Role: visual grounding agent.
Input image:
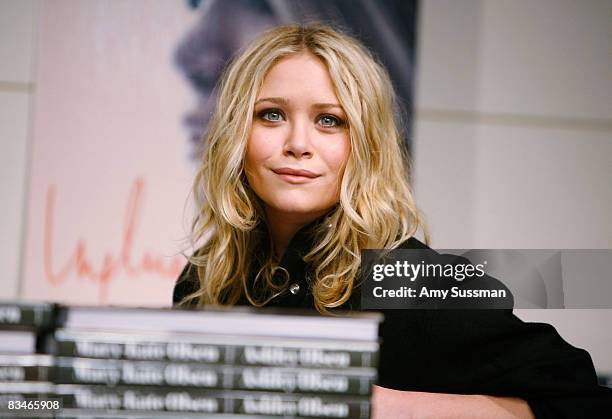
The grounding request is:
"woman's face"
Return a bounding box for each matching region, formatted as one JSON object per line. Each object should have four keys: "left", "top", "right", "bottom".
{"left": 245, "top": 53, "right": 350, "bottom": 222}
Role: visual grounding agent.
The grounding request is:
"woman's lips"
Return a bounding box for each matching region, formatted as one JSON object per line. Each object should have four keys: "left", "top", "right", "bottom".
{"left": 272, "top": 167, "right": 320, "bottom": 184}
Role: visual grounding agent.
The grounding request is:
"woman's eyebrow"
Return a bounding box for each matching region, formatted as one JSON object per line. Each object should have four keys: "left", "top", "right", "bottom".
{"left": 254, "top": 97, "right": 343, "bottom": 110}
{"left": 311, "top": 103, "right": 343, "bottom": 110}
{"left": 254, "top": 97, "right": 289, "bottom": 106}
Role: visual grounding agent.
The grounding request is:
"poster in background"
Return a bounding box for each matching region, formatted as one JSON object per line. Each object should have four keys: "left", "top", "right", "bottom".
{"left": 22, "top": 0, "right": 417, "bottom": 307}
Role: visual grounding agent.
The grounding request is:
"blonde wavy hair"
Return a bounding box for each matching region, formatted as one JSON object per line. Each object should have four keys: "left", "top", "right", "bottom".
{"left": 182, "top": 23, "right": 427, "bottom": 313}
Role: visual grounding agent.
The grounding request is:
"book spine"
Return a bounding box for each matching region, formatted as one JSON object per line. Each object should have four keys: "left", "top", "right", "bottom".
{"left": 54, "top": 359, "right": 222, "bottom": 389}
{"left": 57, "top": 410, "right": 266, "bottom": 419}
{"left": 234, "top": 345, "right": 377, "bottom": 369}
{"left": 234, "top": 367, "right": 374, "bottom": 395}
{"left": 0, "top": 303, "right": 53, "bottom": 330}
{"left": 235, "top": 393, "right": 370, "bottom": 418}
{"left": 54, "top": 339, "right": 224, "bottom": 363}
{"left": 0, "top": 364, "right": 52, "bottom": 382}
{"left": 61, "top": 386, "right": 225, "bottom": 414}
{"left": 0, "top": 389, "right": 57, "bottom": 418}
{"left": 57, "top": 385, "right": 370, "bottom": 418}
{"left": 54, "top": 358, "right": 375, "bottom": 396}
{"left": 54, "top": 336, "right": 378, "bottom": 368}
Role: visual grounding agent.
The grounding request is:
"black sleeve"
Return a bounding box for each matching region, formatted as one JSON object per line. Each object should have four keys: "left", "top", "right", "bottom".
{"left": 377, "top": 309, "right": 612, "bottom": 418}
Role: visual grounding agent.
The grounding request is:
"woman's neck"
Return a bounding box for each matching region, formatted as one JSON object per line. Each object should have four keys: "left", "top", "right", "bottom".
{"left": 264, "top": 207, "right": 326, "bottom": 260}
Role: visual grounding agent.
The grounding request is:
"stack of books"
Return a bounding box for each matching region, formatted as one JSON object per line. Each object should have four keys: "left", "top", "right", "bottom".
{"left": 50, "top": 306, "right": 381, "bottom": 418}
{"left": 0, "top": 301, "right": 56, "bottom": 418}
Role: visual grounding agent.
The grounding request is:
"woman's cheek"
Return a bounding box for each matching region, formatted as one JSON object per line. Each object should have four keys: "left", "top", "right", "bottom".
{"left": 317, "top": 135, "right": 350, "bottom": 173}
{"left": 248, "top": 127, "right": 282, "bottom": 161}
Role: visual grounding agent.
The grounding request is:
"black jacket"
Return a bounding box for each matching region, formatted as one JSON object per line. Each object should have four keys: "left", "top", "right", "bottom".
{"left": 173, "top": 220, "right": 612, "bottom": 418}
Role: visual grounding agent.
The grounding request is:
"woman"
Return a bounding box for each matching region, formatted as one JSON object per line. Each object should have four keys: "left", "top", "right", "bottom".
{"left": 174, "top": 24, "right": 611, "bottom": 418}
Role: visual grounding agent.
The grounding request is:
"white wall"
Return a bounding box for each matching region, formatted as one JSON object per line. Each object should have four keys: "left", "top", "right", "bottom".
{"left": 0, "top": 0, "right": 37, "bottom": 299}
{"left": 414, "top": 0, "right": 612, "bottom": 373}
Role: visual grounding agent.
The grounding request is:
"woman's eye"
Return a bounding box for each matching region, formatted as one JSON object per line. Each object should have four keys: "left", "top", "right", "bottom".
{"left": 260, "top": 110, "right": 284, "bottom": 122}
{"left": 318, "top": 115, "right": 343, "bottom": 128}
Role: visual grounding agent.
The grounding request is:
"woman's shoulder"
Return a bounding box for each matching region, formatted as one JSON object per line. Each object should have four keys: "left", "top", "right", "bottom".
{"left": 173, "top": 259, "right": 199, "bottom": 306}
{"left": 397, "top": 236, "right": 429, "bottom": 250}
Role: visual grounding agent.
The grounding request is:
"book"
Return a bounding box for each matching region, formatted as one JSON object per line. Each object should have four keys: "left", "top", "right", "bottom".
{"left": 55, "top": 384, "right": 371, "bottom": 418}
{"left": 0, "top": 380, "right": 54, "bottom": 394}
{"left": 54, "top": 357, "right": 375, "bottom": 395}
{"left": 0, "top": 381, "right": 56, "bottom": 418}
{"left": 57, "top": 306, "right": 382, "bottom": 342}
{"left": 0, "top": 302, "right": 55, "bottom": 330}
{"left": 51, "top": 329, "right": 378, "bottom": 368}
{"left": 0, "top": 354, "right": 54, "bottom": 382}
{"left": 56, "top": 410, "right": 257, "bottom": 418}
{"left": 0, "top": 330, "right": 37, "bottom": 354}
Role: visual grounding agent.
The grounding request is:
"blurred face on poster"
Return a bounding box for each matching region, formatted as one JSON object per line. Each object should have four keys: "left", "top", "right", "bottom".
{"left": 175, "top": 0, "right": 277, "bottom": 158}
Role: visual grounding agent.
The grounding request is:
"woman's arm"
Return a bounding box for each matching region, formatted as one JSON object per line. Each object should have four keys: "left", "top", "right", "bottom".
{"left": 371, "top": 385, "right": 534, "bottom": 419}
{"left": 376, "top": 309, "right": 612, "bottom": 418}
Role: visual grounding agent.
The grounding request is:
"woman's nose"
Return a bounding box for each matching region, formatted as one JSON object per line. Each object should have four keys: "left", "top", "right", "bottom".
{"left": 283, "top": 118, "right": 313, "bottom": 159}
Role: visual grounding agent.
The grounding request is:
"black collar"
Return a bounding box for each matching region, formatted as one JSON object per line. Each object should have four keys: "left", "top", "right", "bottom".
{"left": 246, "top": 213, "right": 331, "bottom": 309}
